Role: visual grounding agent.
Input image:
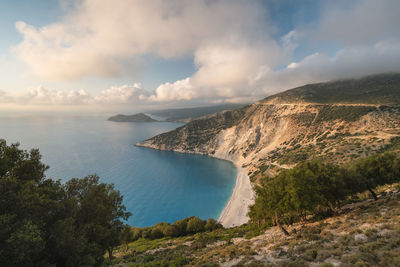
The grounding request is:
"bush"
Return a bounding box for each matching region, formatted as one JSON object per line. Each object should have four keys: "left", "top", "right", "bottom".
{"left": 173, "top": 218, "right": 189, "bottom": 236}
{"left": 150, "top": 228, "right": 164, "bottom": 239}
{"left": 205, "top": 218, "right": 222, "bottom": 231}
{"left": 187, "top": 217, "right": 206, "bottom": 234}
{"left": 163, "top": 225, "right": 178, "bottom": 237}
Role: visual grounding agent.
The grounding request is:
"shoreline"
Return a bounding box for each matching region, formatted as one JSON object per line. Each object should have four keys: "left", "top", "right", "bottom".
{"left": 135, "top": 142, "right": 254, "bottom": 228}
{"left": 218, "top": 163, "right": 254, "bottom": 228}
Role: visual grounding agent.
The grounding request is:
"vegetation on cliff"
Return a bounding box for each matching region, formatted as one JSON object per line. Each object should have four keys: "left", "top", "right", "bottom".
{"left": 249, "top": 153, "right": 400, "bottom": 235}
{"left": 108, "top": 152, "right": 400, "bottom": 266}
{"left": 137, "top": 74, "right": 400, "bottom": 170}
{"left": 137, "top": 108, "right": 247, "bottom": 153}
{"left": 263, "top": 73, "right": 400, "bottom": 104}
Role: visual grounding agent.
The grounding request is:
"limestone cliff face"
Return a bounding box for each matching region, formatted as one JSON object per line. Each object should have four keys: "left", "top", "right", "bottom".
{"left": 137, "top": 74, "right": 400, "bottom": 170}
{"left": 136, "top": 101, "right": 400, "bottom": 170}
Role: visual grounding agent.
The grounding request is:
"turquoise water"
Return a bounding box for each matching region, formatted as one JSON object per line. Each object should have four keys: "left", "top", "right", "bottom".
{"left": 0, "top": 115, "right": 236, "bottom": 227}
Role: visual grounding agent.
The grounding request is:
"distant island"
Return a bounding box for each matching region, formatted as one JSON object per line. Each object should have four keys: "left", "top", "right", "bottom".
{"left": 150, "top": 103, "right": 246, "bottom": 122}
{"left": 107, "top": 113, "right": 157, "bottom": 122}
{"left": 108, "top": 104, "right": 247, "bottom": 123}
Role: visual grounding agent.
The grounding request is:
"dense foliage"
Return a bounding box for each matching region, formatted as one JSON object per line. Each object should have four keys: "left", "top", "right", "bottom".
{"left": 0, "top": 140, "right": 131, "bottom": 266}
{"left": 125, "top": 217, "right": 223, "bottom": 243}
{"left": 314, "top": 105, "right": 377, "bottom": 123}
{"left": 249, "top": 153, "right": 400, "bottom": 234}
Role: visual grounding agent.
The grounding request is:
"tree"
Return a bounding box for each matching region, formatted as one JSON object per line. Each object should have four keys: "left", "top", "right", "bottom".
{"left": 150, "top": 228, "right": 164, "bottom": 239}
{"left": 163, "top": 225, "right": 178, "bottom": 237}
{"left": 249, "top": 153, "right": 400, "bottom": 235}
{"left": 173, "top": 218, "right": 189, "bottom": 236}
{"left": 205, "top": 218, "right": 222, "bottom": 231}
{"left": 0, "top": 139, "right": 131, "bottom": 266}
{"left": 63, "top": 175, "right": 131, "bottom": 263}
{"left": 120, "top": 225, "right": 133, "bottom": 251}
{"left": 249, "top": 160, "right": 351, "bottom": 235}
{"left": 0, "top": 140, "right": 62, "bottom": 266}
{"left": 352, "top": 152, "right": 399, "bottom": 200}
{"left": 186, "top": 217, "right": 206, "bottom": 234}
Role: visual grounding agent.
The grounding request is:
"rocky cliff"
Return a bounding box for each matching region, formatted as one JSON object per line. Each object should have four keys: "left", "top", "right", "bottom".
{"left": 136, "top": 74, "right": 400, "bottom": 173}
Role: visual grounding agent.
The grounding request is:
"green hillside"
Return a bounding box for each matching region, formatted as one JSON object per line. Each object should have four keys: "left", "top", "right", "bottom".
{"left": 264, "top": 73, "right": 400, "bottom": 104}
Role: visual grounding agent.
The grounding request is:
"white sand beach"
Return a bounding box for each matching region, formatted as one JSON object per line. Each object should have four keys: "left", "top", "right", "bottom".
{"left": 218, "top": 165, "right": 254, "bottom": 228}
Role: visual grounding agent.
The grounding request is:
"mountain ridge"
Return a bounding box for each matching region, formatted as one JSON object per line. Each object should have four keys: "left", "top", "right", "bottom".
{"left": 263, "top": 73, "right": 400, "bottom": 105}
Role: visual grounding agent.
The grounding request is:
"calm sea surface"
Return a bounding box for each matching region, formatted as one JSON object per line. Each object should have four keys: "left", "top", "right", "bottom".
{"left": 0, "top": 115, "right": 236, "bottom": 227}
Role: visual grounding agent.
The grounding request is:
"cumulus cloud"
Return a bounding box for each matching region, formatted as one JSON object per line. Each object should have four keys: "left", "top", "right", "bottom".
{"left": 15, "top": 0, "right": 273, "bottom": 81}
{"left": 11, "top": 0, "right": 400, "bottom": 108}
{"left": 94, "top": 83, "right": 150, "bottom": 104}
{"left": 19, "top": 86, "right": 92, "bottom": 105}
{"left": 0, "top": 84, "right": 148, "bottom": 106}
{"left": 147, "top": 40, "right": 283, "bottom": 102}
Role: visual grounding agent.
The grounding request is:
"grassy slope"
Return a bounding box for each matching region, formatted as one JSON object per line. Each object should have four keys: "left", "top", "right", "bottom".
{"left": 264, "top": 73, "right": 400, "bottom": 104}
{"left": 117, "top": 74, "right": 400, "bottom": 266}
{"left": 110, "top": 184, "right": 400, "bottom": 266}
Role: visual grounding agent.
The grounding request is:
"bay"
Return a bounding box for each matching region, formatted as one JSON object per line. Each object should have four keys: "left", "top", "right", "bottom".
{"left": 0, "top": 115, "right": 236, "bottom": 227}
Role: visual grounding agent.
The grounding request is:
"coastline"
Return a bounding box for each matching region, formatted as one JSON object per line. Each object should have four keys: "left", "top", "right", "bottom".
{"left": 218, "top": 163, "right": 254, "bottom": 228}
{"left": 135, "top": 142, "right": 255, "bottom": 228}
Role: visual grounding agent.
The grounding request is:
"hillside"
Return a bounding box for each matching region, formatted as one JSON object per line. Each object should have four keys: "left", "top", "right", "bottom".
{"left": 111, "top": 184, "right": 400, "bottom": 266}
{"left": 132, "top": 74, "right": 400, "bottom": 266}
{"left": 149, "top": 104, "right": 246, "bottom": 122}
{"left": 136, "top": 74, "right": 400, "bottom": 176}
{"left": 263, "top": 73, "right": 400, "bottom": 104}
{"left": 108, "top": 113, "right": 157, "bottom": 122}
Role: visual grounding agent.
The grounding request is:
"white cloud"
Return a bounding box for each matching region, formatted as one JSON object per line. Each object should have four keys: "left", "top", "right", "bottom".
{"left": 149, "top": 78, "right": 195, "bottom": 102}
{"left": 94, "top": 83, "right": 150, "bottom": 104}
{"left": 15, "top": 0, "right": 272, "bottom": 81}
{"left": 0, "top": 84, "right": 147, "bottom": 107}
{"left": 251, "top": 39, "right": 400, "bottom": 95}
{"left": 146, "top": 40, "right": 283, "bottom": 102}
{"left": 17, "top": 86, "right": 92, "bottom": 105}
{"left": 10, "top": 0, "right": 400, "bottom": 109}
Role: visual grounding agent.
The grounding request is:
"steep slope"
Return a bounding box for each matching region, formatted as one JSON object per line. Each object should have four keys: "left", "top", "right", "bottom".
{"left": 263, "top": 73, "right": 400, "bottom": 104}
{"left": 136, "top": 74, "right": 400, "bottom": 174}
{"left": 111, "top": 186, "right": 400, "bottom": 267}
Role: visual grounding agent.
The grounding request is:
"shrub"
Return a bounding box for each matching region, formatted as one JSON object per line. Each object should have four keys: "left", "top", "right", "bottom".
{"left": 205, "top": 218, "right": 222, "bottom": 231}
{"left": 163, "top": 225, "right": 178, "bottom": 237}
{"left": 150, "top": 228, "right": 164, "bottom": 239}
{"left": 173, "top": 218, "right": 189, "bottom": 236}
{"left": 187, "top": 217, "right": 206, "bottom": 234}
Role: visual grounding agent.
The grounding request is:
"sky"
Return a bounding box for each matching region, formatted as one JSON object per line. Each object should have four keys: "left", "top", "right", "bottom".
{"left": 1, "top": 0, "right": 400, "bottom": 113}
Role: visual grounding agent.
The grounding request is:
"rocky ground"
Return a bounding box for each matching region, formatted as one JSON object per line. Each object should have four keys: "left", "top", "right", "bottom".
{"left": 109, "top": 184, "right": 400, "bottom": 267}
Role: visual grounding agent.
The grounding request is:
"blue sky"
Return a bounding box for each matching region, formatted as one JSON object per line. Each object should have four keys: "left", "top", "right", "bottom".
{"left": 0, "top": 0, "right": 399, "bottom": 112}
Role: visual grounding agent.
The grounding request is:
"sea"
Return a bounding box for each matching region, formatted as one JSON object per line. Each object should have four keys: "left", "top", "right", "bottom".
{"left": 0, "top": 115, "right": 236, "bottom": 227}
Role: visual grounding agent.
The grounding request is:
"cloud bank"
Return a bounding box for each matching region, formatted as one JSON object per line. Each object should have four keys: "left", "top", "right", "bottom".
{"left": 12, "top": 0, "right": 400, "bottom": 107}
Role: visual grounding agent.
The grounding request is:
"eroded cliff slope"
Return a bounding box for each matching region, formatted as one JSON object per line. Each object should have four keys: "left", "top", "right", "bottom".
{"left": 136, "top": 74, "right": 400, "bottom": 172}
